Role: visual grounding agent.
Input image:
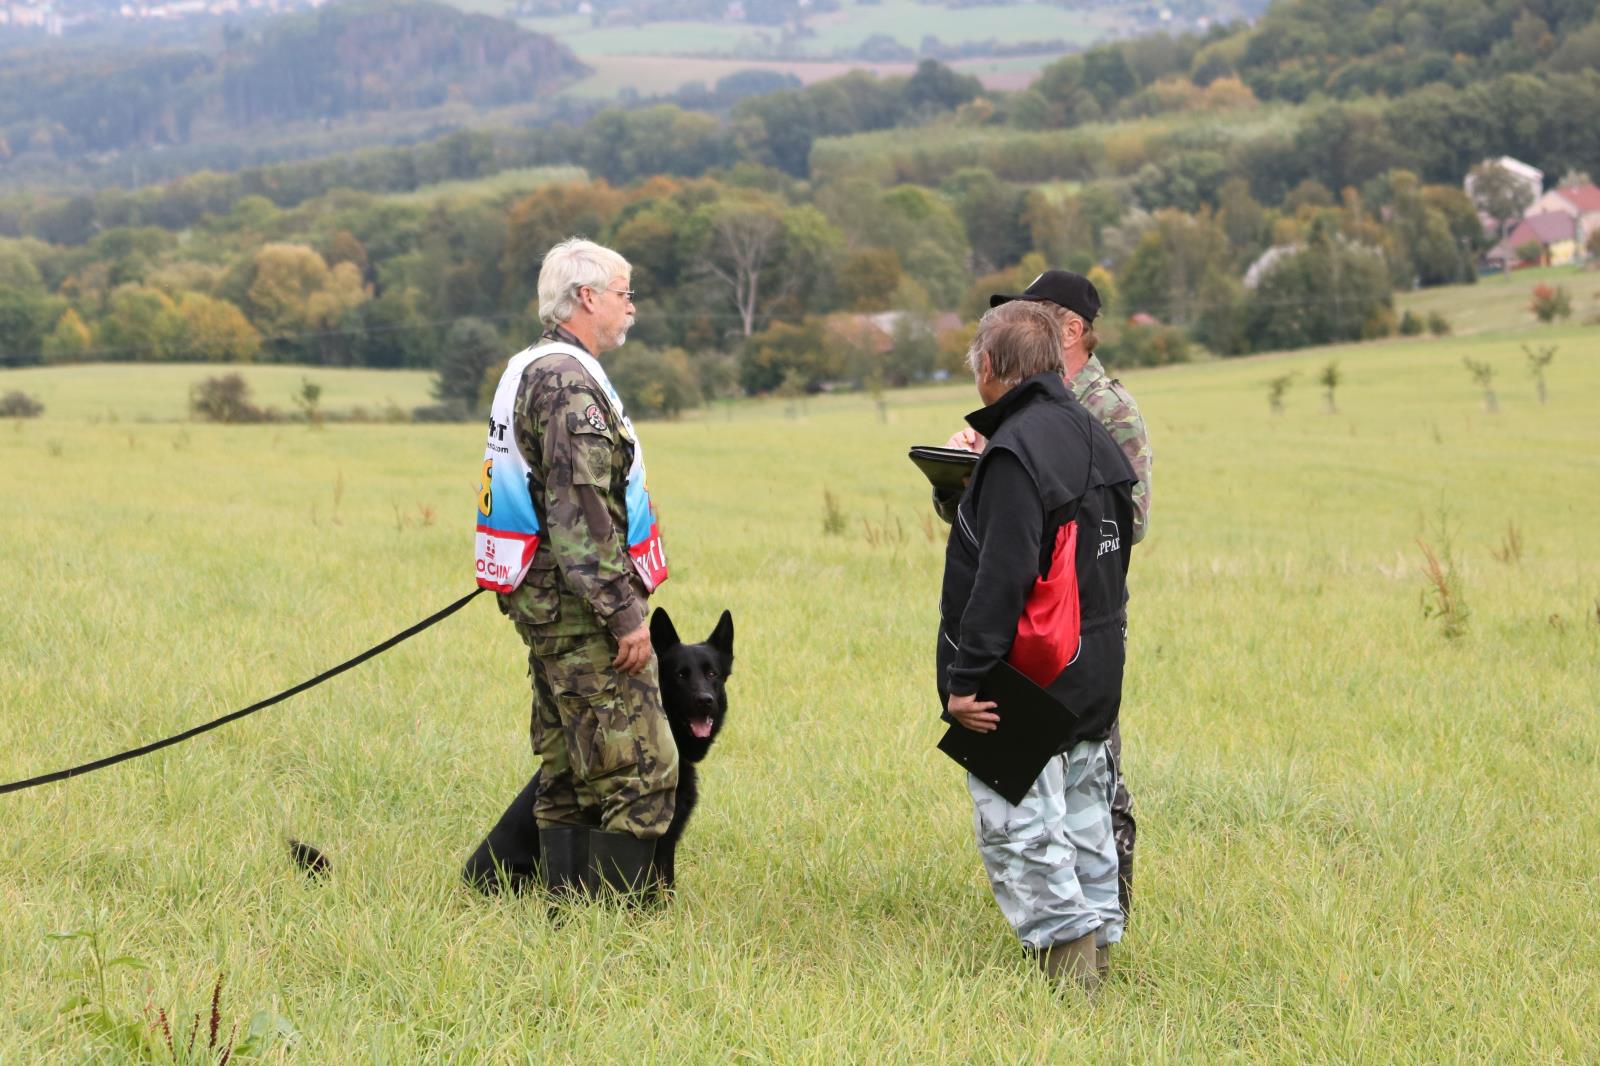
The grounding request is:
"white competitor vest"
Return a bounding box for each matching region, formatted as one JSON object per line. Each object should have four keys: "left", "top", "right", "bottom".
{"left": 473, "top": 340, "right": 667, "bottom": 595}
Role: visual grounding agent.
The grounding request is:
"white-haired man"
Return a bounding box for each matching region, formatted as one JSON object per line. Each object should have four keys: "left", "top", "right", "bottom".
{"left": 472, "top": 238, "right": 676, "bottom": 902}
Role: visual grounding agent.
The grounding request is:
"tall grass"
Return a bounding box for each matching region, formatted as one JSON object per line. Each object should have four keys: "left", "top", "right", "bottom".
{"left": 1, "top": 324, "right": 1597, "bottom": 1061}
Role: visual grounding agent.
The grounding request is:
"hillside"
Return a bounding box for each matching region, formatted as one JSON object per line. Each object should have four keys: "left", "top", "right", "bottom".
{"left": 0, "top": 0, "right": 587, "bottom": 161}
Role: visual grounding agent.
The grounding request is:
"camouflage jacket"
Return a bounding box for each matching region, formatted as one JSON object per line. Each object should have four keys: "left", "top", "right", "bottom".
{"left": 1070, "top": 355, "right": 1151, "bottom": 543}
{"left": 496, "top": 327, "right": 647, "bottom": 638}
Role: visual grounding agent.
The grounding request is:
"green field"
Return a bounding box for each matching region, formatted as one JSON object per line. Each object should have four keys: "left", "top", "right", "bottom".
{"left": 0, "top": 364, "right": 436, "bottom": 425}
{"left": 486, "top": 0, "right": 1125, "bottom": 99}
{"left": 561, "top": 52, "right": 1050, "bottom": 99}
{"left": 1397, "top": 265, "right": 1600, "bottom": 336}
{"left": 519, "top": 0, "right": 1121, "bottom": 58}
{"left": 2, "top": 323, "right": 1598, "bottom": 1061}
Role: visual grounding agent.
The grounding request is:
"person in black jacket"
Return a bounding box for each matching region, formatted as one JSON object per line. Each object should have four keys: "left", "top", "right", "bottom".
{"left": 934, "top": 299, "right": 1137, "bottom": 990}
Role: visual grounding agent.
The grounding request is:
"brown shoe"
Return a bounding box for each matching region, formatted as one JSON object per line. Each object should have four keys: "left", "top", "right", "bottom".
{"left": 1096, "top": 943, "right": 1111, "bottom": 979}
{"left": 1037, "top": 932, "right": 1101, "bottom": 992}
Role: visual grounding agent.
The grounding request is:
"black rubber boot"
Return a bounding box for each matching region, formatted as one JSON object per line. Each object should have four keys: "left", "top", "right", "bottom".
{"left": 538, "top": 827, "right": 591, "bottom": 899}
{"left": 588, "top": 830, "right": 659, "bottom": 904}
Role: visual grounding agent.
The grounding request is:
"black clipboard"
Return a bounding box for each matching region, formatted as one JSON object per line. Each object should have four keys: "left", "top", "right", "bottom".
{"left": 909, "top": 446, "right": 979, "bottom": 494}
{"left": 937, "top": 660, "right": 1079, "bottom": 805}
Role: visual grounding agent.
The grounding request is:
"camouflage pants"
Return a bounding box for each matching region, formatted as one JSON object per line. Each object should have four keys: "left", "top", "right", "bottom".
{"left": 968, "top": 739, "right": 1123, "bottom": 950}
{"left": 1108, "top": 721, "right": 1136, "bottom": 918}
{"left": 516, "top": 623, "right": 679, "bottom": 839}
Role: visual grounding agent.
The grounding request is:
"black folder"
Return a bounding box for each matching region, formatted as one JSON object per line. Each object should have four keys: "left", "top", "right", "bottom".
{"left": 909, "top": 446, "right": 979, "bottom": 494}
{"left": 937, "top": 660, "right": 1079, "bottom": 805}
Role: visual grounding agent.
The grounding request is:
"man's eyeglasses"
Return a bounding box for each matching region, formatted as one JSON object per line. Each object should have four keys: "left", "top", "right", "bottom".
{"left": 585, "top": 285, "right": 636, "bottom": 301}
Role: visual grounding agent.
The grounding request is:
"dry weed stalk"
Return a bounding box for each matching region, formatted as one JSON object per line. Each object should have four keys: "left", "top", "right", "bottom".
{"left": 1418, "top": 535, "right": 1470, "bottom": 639}
{"left": 1490, "top": 521, "right": 1523, "bottom": 564}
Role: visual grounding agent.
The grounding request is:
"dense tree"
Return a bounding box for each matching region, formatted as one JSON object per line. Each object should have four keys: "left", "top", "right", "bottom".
{"left": 739, "top": 317, "right": 838, "bottom": 393}
{"left": 606, "top": 346, "right": 702, "bottom": 419}
{"left": 687, "top": 196, "right": 842, "bottom": 339}
{"left": 96, "top": 284, "right": 186, "bottom": 362}
{"left": 1118, "top": 210, "right": 1232, "bottom": 327}
{"left": 1021, "top": 190, "right": 1097, "bottom": 272}
{"left": 1467, "top": 160, "right": 1535, "bottom": 242}
{"left": 905, "top": 60, "right": 982, "bottom": 113}
{"left": 41, "top": 307, "right": 92, "bottom": 363}
{"left": 1242, "top": 226, "right": 1394, "bottom": 352}
{"left": 941, "top": 168, "right": 1031, "bottom": 274}
{"left": 432, "top": 317, "right": 505, "bottom": 412}
{"left": 837, "top": 248, "right": 904, "bottom": 312}
{"left": 582, "top": 106, "right": 735, "bottom": 184}
{"left": 0, "top": 289, "right": 65, "bottom": 367}
{"left": 499, "top": 182, "right": 626, "bottom": 311}
{"left": 177, "top": 293, "right": 262, "bottom": 363}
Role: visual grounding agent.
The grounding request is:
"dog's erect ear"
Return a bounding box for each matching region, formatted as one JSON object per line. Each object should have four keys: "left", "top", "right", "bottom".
{"left": 650, "top": 607, "right": 681, "bottom": 650}
{"left": 707, "top": 609, "right": 734, "bottom": 661}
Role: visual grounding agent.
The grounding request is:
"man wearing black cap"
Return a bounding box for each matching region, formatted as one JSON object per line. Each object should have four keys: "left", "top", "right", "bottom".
{"left": 938, "top": 269, "right": 1152, "bottom": 959}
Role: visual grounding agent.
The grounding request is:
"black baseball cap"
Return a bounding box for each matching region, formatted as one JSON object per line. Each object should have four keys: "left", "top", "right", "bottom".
{"left": 989, "top": 269, "right": 1100, "bottom": 322}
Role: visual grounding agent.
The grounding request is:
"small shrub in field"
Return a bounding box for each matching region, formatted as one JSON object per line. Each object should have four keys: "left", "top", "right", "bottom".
{"left": 292, "top": 376, "right": 323, "bottom": 426}
{"left": 1398, "top": 310, "right": 1425, "bottom": 336}
{"left": 189, "top": 374, "right": 267, "bottom": 423}
{"left": 1514, "top": 240, "right": 1544, "bottom": 265}
{"left": 822, "top": 489, "right": 846, "bottom": 536}
{"left": 1264, "top": 372, "right": 1295, "bottom": 414}
{"left": 1318, "top": 360, "right": 1342, "bottom": 414}
{"left": 0, "top": 390, "right": 44, "bottom": 418}
{"left": 410, "top": 401, "right": 469, "bottom": 423}
{"left": 47, "top": 920, "right": 296, "bottom": 1061}
{"left": 1529, "top": 284, "right": 1571, "bottom": 323}
{"left": 1111, "top": 322, "right": 1190, "bottom": 367}
{"left": 1426, "top": 311, "right": 1452, "bottom": 336}
{"left": 1462, "top": 357, "right": 1498, "bottom": 413}
{"left": 1524, "top": 344, "right": 1556, "bottom": 404}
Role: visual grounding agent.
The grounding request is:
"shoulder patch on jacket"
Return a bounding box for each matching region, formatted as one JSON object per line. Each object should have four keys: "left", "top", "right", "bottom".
{"left": 583, "top": 403, "right": 607, "bottom": 432}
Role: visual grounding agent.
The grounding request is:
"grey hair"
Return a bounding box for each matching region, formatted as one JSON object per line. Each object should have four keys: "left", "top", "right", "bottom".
{"left": 966, "top": 300, "right": 1065, "bottom": 386}
{"left": 537, "top": 238, "right": 632, "bottom": 328}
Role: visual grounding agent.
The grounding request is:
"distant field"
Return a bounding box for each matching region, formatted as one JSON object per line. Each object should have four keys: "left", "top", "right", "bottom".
{"left": 0, "top": 364, "right": 436, "bottom": 425}
{"left": 504, "top": 0, "right": 1127, "bottom": 98}
{"left": 522, "top": 0, "right": 1123, "bottom": 58}
{"left": 562, "top": 52, "right": 1053, "bottom": 98}
{"left": 1396, "top": 264, "right": 1600, "bottom": 336}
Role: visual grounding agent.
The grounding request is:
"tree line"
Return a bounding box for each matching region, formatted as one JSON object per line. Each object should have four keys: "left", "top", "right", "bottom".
{"left": 4, "top": 0, "right": 1599, "bottom": 417}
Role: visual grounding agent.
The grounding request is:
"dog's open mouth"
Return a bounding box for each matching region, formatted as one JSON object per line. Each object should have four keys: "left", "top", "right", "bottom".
{"left": 689, "top": 716, "right": 714, "bottom": 739}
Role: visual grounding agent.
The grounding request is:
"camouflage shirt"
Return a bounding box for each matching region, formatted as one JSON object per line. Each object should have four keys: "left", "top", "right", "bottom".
{"left": 496, "top": 326, "right": 648, "bottom": 638}
{"left": 1069, "top": 355, "right": 1151, "bottom": 543}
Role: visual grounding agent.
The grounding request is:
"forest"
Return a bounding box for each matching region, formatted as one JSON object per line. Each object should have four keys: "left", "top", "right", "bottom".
{"left": 2, "top": 0, "right": 1598, "bottom": 416}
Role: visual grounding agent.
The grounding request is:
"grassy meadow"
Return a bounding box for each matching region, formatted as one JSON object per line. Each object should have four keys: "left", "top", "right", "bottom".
{"left": 516, "top": 0, "right": 1121, "bottom": 59}
{"left": 1, "top": 320, "right": 1598, "bottom": 1061}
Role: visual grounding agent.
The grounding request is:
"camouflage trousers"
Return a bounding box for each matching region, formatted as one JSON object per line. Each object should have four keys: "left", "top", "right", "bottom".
{"left": 968, "top": 739, "right": 1123, "bottom": 950}
{"left": 516, "top": 622, "right": 679, "bottom": 840}
{"left": 1108, "top": 721, "right": 1137, "bottom": 919}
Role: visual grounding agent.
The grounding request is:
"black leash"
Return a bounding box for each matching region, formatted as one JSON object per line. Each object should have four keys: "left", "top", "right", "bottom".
{"left": 0, "top": 587, "right": 486, "bottom": 795}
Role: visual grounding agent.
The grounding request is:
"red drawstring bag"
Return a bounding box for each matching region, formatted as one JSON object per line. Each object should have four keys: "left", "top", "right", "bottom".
{"left": 1006, "top": 520, "right": 1081, "bottom": 686}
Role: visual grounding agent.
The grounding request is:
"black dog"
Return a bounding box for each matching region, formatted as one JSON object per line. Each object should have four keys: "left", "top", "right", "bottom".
{"left": 462, "top": 606, "right": 734, "bottom": 894}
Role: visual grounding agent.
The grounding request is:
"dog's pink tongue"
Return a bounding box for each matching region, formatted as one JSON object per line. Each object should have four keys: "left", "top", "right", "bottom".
{"left": 690, "top": 717, "right": 713, "bottom": 739}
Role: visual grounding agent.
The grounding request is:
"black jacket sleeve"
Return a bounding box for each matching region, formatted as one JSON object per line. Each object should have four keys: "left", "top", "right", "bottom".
{"left": 946, "top": 449, "right": 1043, "bottom": 696}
